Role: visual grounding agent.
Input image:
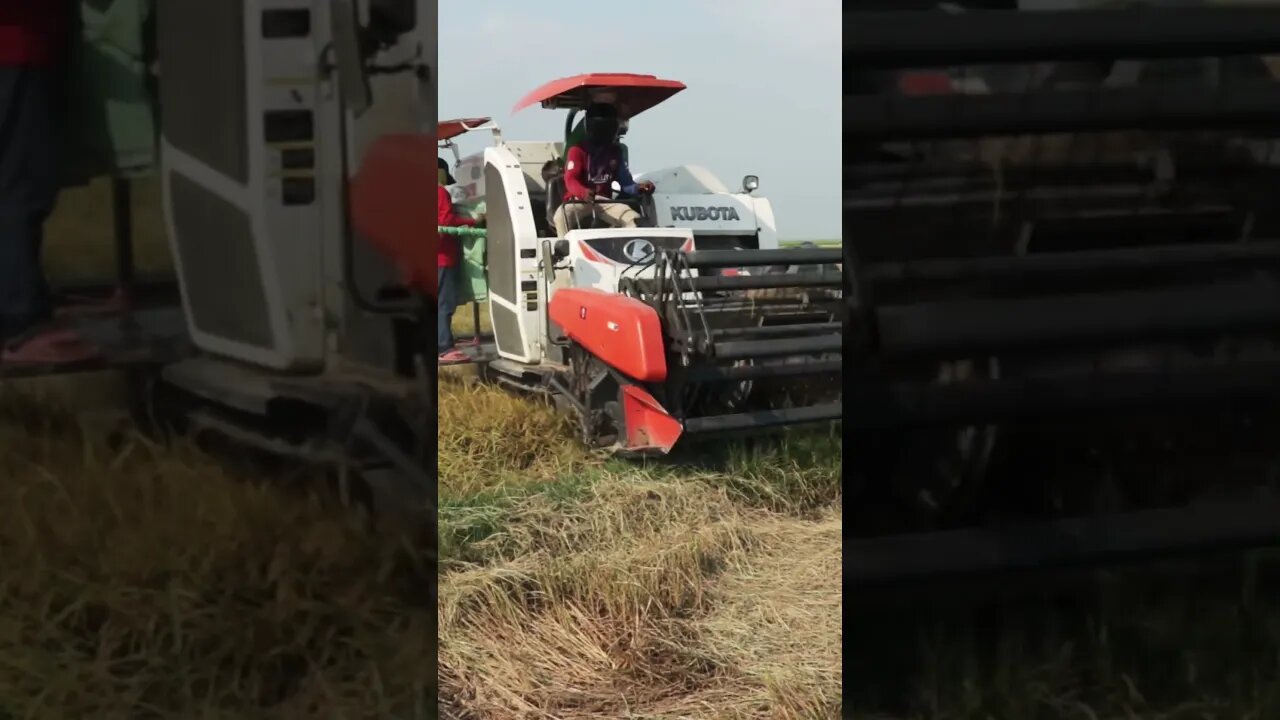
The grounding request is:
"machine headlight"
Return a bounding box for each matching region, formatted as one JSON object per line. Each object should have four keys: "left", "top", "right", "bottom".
{"left": 743, "top": 175, "right": 760, "bottom": 193}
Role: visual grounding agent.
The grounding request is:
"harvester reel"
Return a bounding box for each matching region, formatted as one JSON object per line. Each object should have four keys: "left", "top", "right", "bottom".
{"left": 719, "top": 359, "right": 755, "bottom": 411}
{"left": 906, "top": 357, "right": 1002, "bottom": 521}
{"left": 852, "top": 357, "right": 1002, "bottom": 531}
{"left": 677, "top": 357, "right": 756, "bottom": 418}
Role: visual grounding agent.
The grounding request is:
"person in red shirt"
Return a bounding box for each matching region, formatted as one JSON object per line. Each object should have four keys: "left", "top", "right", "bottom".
{"left": 437, "top": 157, "right": 483, "bottom": 364}
{"left": 553, "top": 102, "right": 655, "bottom": 237}
{"left": 0, "top": 1, "right": 102, "bottom": 366}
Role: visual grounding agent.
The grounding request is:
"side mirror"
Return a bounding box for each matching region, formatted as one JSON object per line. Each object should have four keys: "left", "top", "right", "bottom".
{"left": 541, "top": 240, "right": 560, "bottom": 286}
{"left": 742, "top": 175, "right": 760, "bottom": 194}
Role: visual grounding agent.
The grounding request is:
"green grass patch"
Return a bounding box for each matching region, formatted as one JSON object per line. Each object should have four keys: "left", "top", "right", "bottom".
{"left": 618, "top": 428, "right": 843, "bottom": 515}
{"left": 437, "top": 424, "right": 842, "bottom": 569}
{"left": 438, "top": 471, "right": 600, "bottom": 567}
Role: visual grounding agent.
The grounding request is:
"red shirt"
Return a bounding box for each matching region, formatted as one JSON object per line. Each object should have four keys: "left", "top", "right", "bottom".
{"left": 563, "top": 143, "right": 632, "bottom": 201}
{"left": 437, "top": 185, "right": 475, "bottom": 268}
{"left": 0, "top": 2, "right": 66, "bottom": 67}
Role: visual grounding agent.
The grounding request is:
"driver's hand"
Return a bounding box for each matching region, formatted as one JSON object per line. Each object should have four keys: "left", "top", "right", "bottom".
{"left": 637, "top": 181, "right": 656, "bottom": 195}
{"left": 475, "top": 213, "right": 487, "bottom": 228}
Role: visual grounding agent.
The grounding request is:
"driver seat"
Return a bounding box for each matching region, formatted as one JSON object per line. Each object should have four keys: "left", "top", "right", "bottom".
{"left": 544, "top": 159, "right": 606, "bottom": 235}
{"left": 542, "top": 159, "right": 652, "bottom": 235}
{"left": 543, "top": 160, "right": 570, "bottom": 233}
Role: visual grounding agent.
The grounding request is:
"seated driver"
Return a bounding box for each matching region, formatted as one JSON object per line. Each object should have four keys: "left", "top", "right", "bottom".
{"left": 553, "top": 102, "right": 655, "bottom": 237}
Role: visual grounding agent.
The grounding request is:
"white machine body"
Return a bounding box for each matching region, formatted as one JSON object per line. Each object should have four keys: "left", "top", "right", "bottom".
{"left": 565, "top": 227, "right": 694, "bottom": 293}
{"left": 636, "top": 165, "right": 779, "bottom": 254}
{"left": 453, "top": 138, "right": 778, "bottom": 253}
{"left": 481, "top": 141, "right": 732, "bottom": 367}
{"left": 159, "top": 0, "right": 432, "bottom": 374}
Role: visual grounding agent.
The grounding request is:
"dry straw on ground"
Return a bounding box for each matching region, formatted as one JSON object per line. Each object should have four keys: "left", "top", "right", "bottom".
{"left": 437, "top": 369, "right": 843, "bottom": 720}
{"left": 0, "top": 387, "right": 433, "bottom": 719}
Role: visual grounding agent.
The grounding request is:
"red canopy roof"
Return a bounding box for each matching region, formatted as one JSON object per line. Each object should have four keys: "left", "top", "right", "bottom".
{"left": 437, "top": 117, "right": 492, "bottom": 142}
{"left": 512, "top": 73, "right": 686, "bottom": 118}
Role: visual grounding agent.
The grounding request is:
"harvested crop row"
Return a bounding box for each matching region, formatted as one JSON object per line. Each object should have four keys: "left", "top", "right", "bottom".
{"left": 437, "top": 371, "right": 842, "bottom": 719}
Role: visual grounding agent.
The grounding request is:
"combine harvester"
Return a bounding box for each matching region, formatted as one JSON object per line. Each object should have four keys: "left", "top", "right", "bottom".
{"left": 441, "top": 74, "right": 844, "bottom": 454}
{"left": 2, "top": 0, "right": 440, "bottom": 525}
{"left": 844, "top": 2, "right": 1280, "bottom": 584}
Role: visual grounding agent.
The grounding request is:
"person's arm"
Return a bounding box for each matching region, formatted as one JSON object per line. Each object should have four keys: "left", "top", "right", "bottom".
{"left": 437, "top": 186, "right": 476, "bottom": 227}
{"left": 616, "top": 158, "right": 639, "bottom": 196}
{"left": 563, "top": 145, "right": 592, "bottom": 201}
{"left": 616, "top": 152, "right": 654, "bottom": 195}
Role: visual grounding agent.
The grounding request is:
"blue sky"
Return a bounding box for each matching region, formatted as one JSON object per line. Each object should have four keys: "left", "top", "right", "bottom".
{"left": 438, "top": 0, "right": 842, "bottom": 241}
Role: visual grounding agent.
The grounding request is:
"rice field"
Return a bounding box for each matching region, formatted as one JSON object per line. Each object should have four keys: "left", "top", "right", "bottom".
{"left": 28, "top": 176, "right": 1275, "bottom": 719}
{"left": 9, "top": 175, "right": 842, "bottom": 718}
{"left": 435, "top": 357, "right": 843, "bottom": 718}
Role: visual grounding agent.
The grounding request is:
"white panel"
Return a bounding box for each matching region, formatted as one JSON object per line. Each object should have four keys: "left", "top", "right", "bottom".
{"left": 484, "top": 145, "right": 543, "bottom": 363}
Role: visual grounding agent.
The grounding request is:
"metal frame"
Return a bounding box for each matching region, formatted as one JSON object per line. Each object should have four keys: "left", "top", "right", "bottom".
{"left": 843, "top": 4, "right": 1280, "bottom": 578}
{"left": 846, "top": 81, "right": 1280, "bottom": 141}
{"left": 625, "top": 248, "right": 844, "bottom": 435}
{"left": 844, "top": 7, "right": 1280, "bottom": 68}
{"left": 845, "top": 7, "right": 1280, "bottom": 141}
{"left": 850, "top": 494, "right": 1280, "bottom": 587}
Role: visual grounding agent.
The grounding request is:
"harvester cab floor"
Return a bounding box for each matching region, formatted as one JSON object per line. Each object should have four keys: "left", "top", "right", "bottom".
{"left": 0, "top": 283, "right": 191, "bottom": 380}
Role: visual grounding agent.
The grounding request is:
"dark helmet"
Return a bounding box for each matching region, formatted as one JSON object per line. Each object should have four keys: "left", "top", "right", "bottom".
{"left": 438, "top": 156, "right": 455, "bottom": 185}
{"left": 583, "top": 102, "right": 620, "bottom": 146}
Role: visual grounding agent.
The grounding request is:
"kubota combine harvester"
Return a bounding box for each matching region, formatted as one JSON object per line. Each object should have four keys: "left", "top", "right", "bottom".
{"left": 844, "top": 2, "right": 1280, "bottom": 584}
{"left": 441, "top": 74, "right": 844, "bottom": 454}
{"left": 5, "top": 0, "right": 439, "bottom": 522}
